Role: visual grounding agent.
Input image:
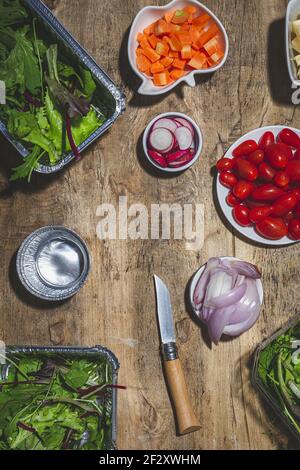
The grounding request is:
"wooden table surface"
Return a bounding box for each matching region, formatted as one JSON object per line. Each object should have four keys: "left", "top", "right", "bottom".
{"left": 0, "top": 0, "right": 300, "bottom": 450}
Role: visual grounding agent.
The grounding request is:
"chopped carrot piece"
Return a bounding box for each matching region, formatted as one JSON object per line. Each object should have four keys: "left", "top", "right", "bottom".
{"left": 171, "top": 9, "right": 189, "bottom": 25}
{"left": 153, "top": 71, "right": 170, "bottom": 86}
{"left": 210, "top": 50, "right": 224, "bottom": 63}
{"left": 173, "top": 58, "right": 186, "bottom": 70}
{"left": 137, "top": 32, "right": 144, "bottom": 42}
{"left": 162, "top": 35, "right": 169, "bottom": 44}
{"left": 136, "top": 47, "right": 145, "bottom": 56}
{"left": 168, "top": 34, "right": 182, "bottom": 51}
{"left": 164, "top": 10, "right": 175, "bottom": 23}
{"left": 170, "top": 69, "right": 186, "bottom": 80}
{"left": 170, "top": 23, "right": 181, "bottom": 33}
{"left": 155, "top": 19, "right": 171, "bottom": 36}
{"left": 176, "top": 31, "right": 192, "bottom": 46}
{"left": 192, "top": 13, "right": 210, "bottom": 27}
{"left": 188, "top": 51, "right": 207, "bottom": 69}
{"left": 169, "top": 51, "right": 179, "bottom": 58}
{"left": 136, "top": 54, "right": 151, "bottom": 73}
{"left": 183, "top": 6, "right": 197, "bottom": 15}
{"left": 161, "top": 56, "right": 173, "bottom": 67}
{"left": 198, "top": 24, "right": 219, "bottom": 47}
{"left": 181, "top": 44, "right": 192, "bottom": 60}
{"left": 203, "top": 36, "right": 221, "bottom": 55}
{"left": 144, "top": 21, "right": 156, "bottom": 35}
{"left": 142, "top": 46, "right": 161, "bottom": 63}
{"left": 148, "top": 34, "right": 159, "bottom": 49}
{"left": 156, "top": 41, "right": 170, "bottom": 56}
{"left": 140, "top": 37, "right": 150, "bottom": 51}
{"left": 181, "top": 23, "right": 190, "bottom": 31}
{"left": 190, "top": 25, "right": 201, "bottom": 44}
{"left": 151, "top": 61, "right": 165, "bottom": 74}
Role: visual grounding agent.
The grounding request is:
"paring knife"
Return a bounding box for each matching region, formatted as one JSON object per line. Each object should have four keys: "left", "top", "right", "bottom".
{"left": 154, "top": 275, "right": 200, "bottom": 435}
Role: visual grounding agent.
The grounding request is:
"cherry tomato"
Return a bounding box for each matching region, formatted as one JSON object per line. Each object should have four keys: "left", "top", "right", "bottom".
{"left": 274, "top": 171, "right": 290, "bottom": 187}
{"left": 278, "top": 128, "right": 300, "bottom": 149}
{"left": 294, "top": 200, "right": 300, "bottom": 217}
{"left": 219, "top": 171, "right": 237, "bottom": 189}
{"left": 265, "top": 144, "right": 288, "bottom": 169}
{"left": 233, "top": 180, "right": 254, "bottom": 200}
{"left": 226, "top": 192, "right": 240, "bottom": 207}
{"left": 286, "top": 160, "right": 300, "bottom": 181}
{"left": 252, "top": 184, "right": 284, "bottom": 202}
{"left": 271, "top": 193, "right": 297, "bottom": 216}
{"left": 216, "top": 157, "right": 235, "bottom": 172}
{"left": 249, "top": 206, "right": 273, "bottom": 223}
{"left": 233, "top": 205, "right": 251, "bottom": 226}
{"left": 258, "top": 162, "right": 276, "bottom": 181}
{"left": 256, "top": 217, "right": 288, "bottom": 240}
{"left": 232, "top": 140, "right": 258, "bottom": 157}
{"left": 258, "top": 131, "right": 275, "bottom": 150}
{"left": 292, "top": 188, "right": 300, "bottom": 200}
{"left": 235, "top": 159, "right": 258, "bottom": 182}
{"left": 246, "top": 200, "right": 271, "bottom": 209}
{"left": 284, "top": 210, "right": 295, "bottom": 221}
{"left": 288, "top": 219, "right": 300, "bottom": 240}
{"left": 247, "top": 149, "right": 264, "bottom": 166}
{"left": 294, "top": 149, "right": 300, "bottom": 159}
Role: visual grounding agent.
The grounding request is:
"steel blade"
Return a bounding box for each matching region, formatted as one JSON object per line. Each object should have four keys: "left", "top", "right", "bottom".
{"left": 154, "top": 275, "right": 176, "bottom": 344}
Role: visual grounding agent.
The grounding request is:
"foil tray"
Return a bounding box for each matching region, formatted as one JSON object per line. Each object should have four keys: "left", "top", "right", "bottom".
{"left": 252, "top": 314, "right": 300, "bottom": 445}
{"left": 0, "top": 0, "right": 125, "bottom": 174}
{"left": 1, "top": 344, "right": 120, "bottom": 450}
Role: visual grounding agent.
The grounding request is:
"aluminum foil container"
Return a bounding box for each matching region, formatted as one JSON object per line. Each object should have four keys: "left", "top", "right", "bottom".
{"left": 0, "top": 0, "right": 125, "bottom": 174}
{"left": 16, "top": 225, "right": 91, "bottom": 301}
{"left": 0, "top": 344, "right": 119, "bottom": 449}
{"left": 252, "top": 315, "right": 300, "bottom": 444}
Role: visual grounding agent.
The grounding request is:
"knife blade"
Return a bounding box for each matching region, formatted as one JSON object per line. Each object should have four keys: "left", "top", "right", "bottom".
{"left": 153, "top": 275, "right": 200, "bottom": 435}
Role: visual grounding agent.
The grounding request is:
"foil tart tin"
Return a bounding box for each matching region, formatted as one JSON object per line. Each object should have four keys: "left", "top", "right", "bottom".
{"left": 0, "top": 0, "right": 125, "bottom": 174}
{"left": 252, "top": 314, "right": 300, "bottom": 445}
{"left": 0, "top": 344, "right": 119, "bottom": 449}
{"left": 16, "top": 226, "right": 91, "bottom": 301}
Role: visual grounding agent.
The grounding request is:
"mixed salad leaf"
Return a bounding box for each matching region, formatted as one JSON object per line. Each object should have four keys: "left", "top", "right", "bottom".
{"left": 0, "top": 0, "right": 106, "bottom": 181}
{"left": 0, "top": 353, "right": 116, "bottom": 450}
{"left": 258, "top": 321, "right": 300, "bottom": 437}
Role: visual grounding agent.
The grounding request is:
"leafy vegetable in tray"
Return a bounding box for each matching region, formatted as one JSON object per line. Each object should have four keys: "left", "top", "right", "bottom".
{"left": 0, "top": 353, "right": 117, "bottom": 450}
{"left": 257, "top": 321, "right": 300, "bottom": 437}
{"left": 0, "top": 0, "right": 106, "bottom": 181}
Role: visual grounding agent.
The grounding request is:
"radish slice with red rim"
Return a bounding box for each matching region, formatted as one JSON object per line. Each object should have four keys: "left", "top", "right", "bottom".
{"left": 166, "top": 150, "right": 190, "bottom": 164}
{"left": 148, "top": 150, "right": 168, "bottom": 168}
{"left": 174, "top": 117, "right": 195, "bottom": 137}
{"left": 149, "top": 127, "right": 175, "bottom": 153}
{"left": 153, "top": 118, "right": 178, "bottom": 134}
{"left": 168, "top": 152, "right": 194, "bottom": 167}
{"left": 175, "top": 126, "right": 193, "bottom": 150}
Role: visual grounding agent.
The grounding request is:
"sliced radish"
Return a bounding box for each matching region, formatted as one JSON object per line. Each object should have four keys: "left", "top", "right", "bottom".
{"left": 175, "top": 126, "right": 193, "bottom": 150}
{"left": 153, "top": 118, "right": 178, "bottom": 134}
{"left": 168, "top": 152, "right": 194, "bottom": 168}
{"left": 148, "top": 150, "right": 167, "bottom": 168}
{"left": 174, "top": 118, "right": 195, "bottom": 137}
{"left": 166, "top": 150, "right": 190, "bottom": 164}
{"left": 149, "top": 128, "right": 174, "bottom": 153}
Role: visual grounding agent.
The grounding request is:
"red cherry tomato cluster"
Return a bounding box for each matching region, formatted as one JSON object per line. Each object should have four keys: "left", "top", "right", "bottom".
{"left": 217, "top": 129, "right": 300, "bottom": 241}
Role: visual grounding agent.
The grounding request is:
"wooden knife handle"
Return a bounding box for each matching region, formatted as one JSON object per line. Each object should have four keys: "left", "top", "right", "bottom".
{"left": 164, "top": 358, "right": 201, "bottom": 435}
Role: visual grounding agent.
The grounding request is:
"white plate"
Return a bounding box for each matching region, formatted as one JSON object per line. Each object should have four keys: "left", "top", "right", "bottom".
{"left": 216, "top": 125, "right": 300, "bottom": 246}
{"left": 189, "top": 256, "right": 264, "bottom": 315}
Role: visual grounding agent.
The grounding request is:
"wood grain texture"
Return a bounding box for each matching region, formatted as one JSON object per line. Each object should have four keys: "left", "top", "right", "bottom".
{"left": 0, "top": 0, "right": 300, "bottom": 450}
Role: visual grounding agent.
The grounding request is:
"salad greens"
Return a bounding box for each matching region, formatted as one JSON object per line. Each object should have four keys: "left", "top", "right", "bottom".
{"left": 0, "top": 0, "right": 106, "bottom": 181}
{"left": 0, "top": 353, "right": 116, "bottom": 450}
{"left": 258, "top": 321, "right": 300, "bottom": 437}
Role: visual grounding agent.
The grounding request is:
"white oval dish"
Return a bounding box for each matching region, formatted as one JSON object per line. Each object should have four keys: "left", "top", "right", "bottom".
{"left": 128, "top": 0, "right": 229, "bottom": 95}
{"left": 216, "top": 125, "right": 300, "bottom": 247}
{"left": 286, "top": 0, "right": 300, "bottom": 87}
{"left": 143, "top": 112, "right": 203, "bottom": 173}
{"left": 189, "top": 256, "right": 264, "bottom": 317}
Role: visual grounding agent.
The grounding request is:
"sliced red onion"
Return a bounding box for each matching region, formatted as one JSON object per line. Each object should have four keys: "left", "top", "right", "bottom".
{"left": 193, "top": 257, "right": 262, "bottom": 344}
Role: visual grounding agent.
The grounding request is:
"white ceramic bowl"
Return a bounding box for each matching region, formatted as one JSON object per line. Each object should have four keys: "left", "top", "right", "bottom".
{"left": 189, "top": 256, "right": 264, "bottom": 315}
{"left": 128, "top": 0, "right": 229, "bottom": 95}
{"left": 286, "top": 0, "right": 300, "bottom": 87}
{"left": 216, "top": 125, "right": 300, "bottom": 247}
{"left": 143, "top": 112, "right": 203, "bottom": 173}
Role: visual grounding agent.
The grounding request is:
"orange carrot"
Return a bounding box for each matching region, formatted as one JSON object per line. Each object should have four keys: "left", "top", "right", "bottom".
{"left": 153, "top": 71, "right": 170, "bottom": 86}
{"left": 171, "top": 9, "right": 189, "bottom": 25}
{"left": 136, "top": 47, "right": 145, "bottom": 56}
{"left": 156, "top": 41, "right": 170, "bottom": 56}
{"left": 181, "top": 44, "right": 192, "bottom": 60}
{"left": 155, "top": 19, "right": 171, "bottom": 36}
{"left": 168, "top": 34, "right": 182, "bottom": 51}
{"left": 161, "top": 56, "right": 173, "bottom": 67}
{"left": 170, "top": 69, "right": 186, "bottom": 80}
{"left": 169, "top": 51, "right": 179, "bottom": 58}
{"left": 144, "top": 21, "right": 156, "bottom": 35}
{"left": 136, "top": 54, "right": 151, "bottom": 73}
{"left": 148, "top": 34, "right": 159, "bottom": 49}
{"left": 183, "top": 6, "right": 197, "bottom": 15}
{"left": 137, "top": 32, "right": 144, "bottom": 42}
{"left": 172, "top": 58, "right": 186, "bottom": 70}
{"left": 190, "top": 25, "right": 201, "bottom": 44}
{"left": 188, "top": 51, "right": 207, "bottom": 69}
{"left": 203, "top": 35, "right": 221, "bottom": 55}
{"left": 192, "top": 13, "right": 210, "bottom": 27}
{"left": 140, "top": 37, "right": 150, "bottom": 51}
{"left": 143, "top": 46, "right": 161, "bottom": 63}
{"left": 210, "top": 50, "right": 224, "bottom": 63}
{"left": 151, "top": 61, "right": 165, "bottom": 74}
{"left": 170, "top": 23, "right": 182, "bottom": 33}
{"left": 176, "top": 31, "right": 192, "bottom": 46}
{"left": 164, "top": 10, "right": 175, "bottom": 23}
{"left": 198, "top": 24, "right": 219, "bottom": 47}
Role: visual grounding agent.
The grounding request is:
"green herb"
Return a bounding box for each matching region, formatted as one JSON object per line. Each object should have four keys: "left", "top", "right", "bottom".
{"left": 257, "top": 321, "right": 300, "bottom": 436}
{"left": 0, "top": 354, "right": 115, "bottom": 450}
